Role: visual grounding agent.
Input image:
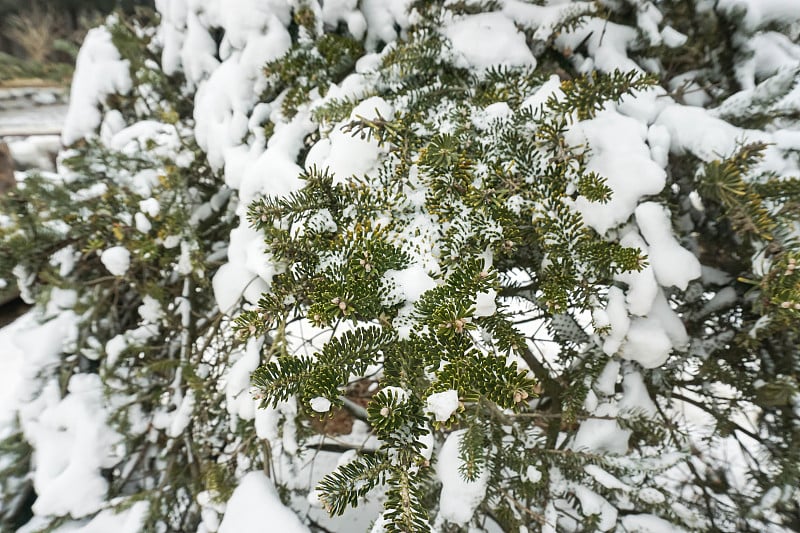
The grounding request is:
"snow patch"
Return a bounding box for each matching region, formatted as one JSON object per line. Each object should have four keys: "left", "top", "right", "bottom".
{"left": 22, "top": 375, "right": 122, "bottom": 518}
{"left": 101, "top": 246, "right": 131, "bottom": 277}
{"left": 63, "top": 27, "right": 132, "bottom": 145}
{"left": 436, "top": 429, "right": 489, "bottom": 526}
{"left": 443, "top": 12, "right": 536, "bottom": 71}
{"left": 567, "top": 110, "right": 666, "bottom": 234}
{"left": 635, "top": 202, "right": 700, "bottom": 290}
{"left": 218, "top": 471, "right": 309, "bottom": 533}
{"left": 310, "top": 396, "right": 332, "bottom": 413}
{"left": 426, "top": 390, "right": 460, "bottom": 422}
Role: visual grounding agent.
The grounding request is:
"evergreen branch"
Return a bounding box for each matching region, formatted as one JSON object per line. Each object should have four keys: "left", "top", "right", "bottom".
{"left": 383, "top": 468, "right": 431, "bottom": 533}
{"left": 317, "top": 454, "right": 389, "bottom": 516}
{"left": 544, "top": 70, "right": 658, "bottom": 121}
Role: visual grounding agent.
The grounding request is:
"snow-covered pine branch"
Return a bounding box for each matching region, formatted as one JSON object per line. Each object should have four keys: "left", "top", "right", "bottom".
{"left": 1, "top": 1, "right": 799, "bottom": 532}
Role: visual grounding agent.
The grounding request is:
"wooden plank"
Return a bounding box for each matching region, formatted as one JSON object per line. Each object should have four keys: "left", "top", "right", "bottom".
{"left": 0, "top": 79, "right": 65, "bottom": 89}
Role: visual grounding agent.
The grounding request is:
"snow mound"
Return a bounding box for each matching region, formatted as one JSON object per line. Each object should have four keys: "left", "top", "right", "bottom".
{"left": 218, "top": 471, "right": 309, "bottom": 533}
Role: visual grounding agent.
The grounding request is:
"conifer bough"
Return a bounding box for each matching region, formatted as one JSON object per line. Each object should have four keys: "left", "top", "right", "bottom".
{"left": 1, "top": 1, "right": 800, "bottom": 532}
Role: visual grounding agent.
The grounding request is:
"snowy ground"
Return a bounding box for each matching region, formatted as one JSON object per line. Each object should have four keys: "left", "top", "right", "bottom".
{"left": 0, "top": 87, "right": 67, "bottom": 137}
{"left": 0, "top": 105, "right": 67, "bottom": 137}
{"left": 0, "top": 88, "right": 66, "bottom": 171}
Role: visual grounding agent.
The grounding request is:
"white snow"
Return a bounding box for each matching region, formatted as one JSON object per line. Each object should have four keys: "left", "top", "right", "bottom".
{"left": 426, "top": 390, "right": 460, "bottom": 422}
{"left": 321, "top": 0, "right": 365, "bottom": 39}
{"left": 134, "top": 212, "right": 151, "bottom": 233}
{"left": 619, "top": 371, "right": 657, "bottom": 416}
{"left": 308, "top": 97, "right": 393, "bottom": 185}
{"left": 361, "top": 0, "right": 410, "bottom": 50}
{"left": 717, "top": 0, "right": 800, "bottom": 30}
{"left": 382, "top": 263, "right": 437, "bottom": 306}
{"left": 239, "top": 148, "right": 306, "bottom": 206}
{"left": 254, "top": 397, "right": 300, "bottom": 457}
{"left": 649, "top": 290, "right": 689, "bottom": 350}
{"left": 557, "top": 18, "right": 641, "bottom": 73}
{"left": 621, "top": 513, "right": 687, "bottom": 533}
{"left": 595, "top": 360, "right": 620, "bottom": 396}
{"left": 103, "top": 325, "right": 156, "bottom": 368}
{"left": 167, "top": 389, "right": 195, "bottom": 437}
{"left": 138, "top": 295, "right": 164, "bottom": 323}
{"left": 7, "top": 135, "right": 60, "bottom": 171}
{"left": 100, "top": 246, "right": 131, "bottom": 277}
{"left": 3, "top": 1, "right": 797, "bottom": 531}
{"left": 472, "top": 102, "right": 512, "bottom": 131}
{"left": 654, "top": 104, "right": 754, "bottom": 161}
{"left": 567, "top": 110, "right": 666, "bottom": 234}
{"left": 647, "top": 123, "right": 671, "bottom": 169}
{"left": 661, "top": 26, "right": 687, "bottom": 48}
{"left": 193, "top": 24, "right": 291, "bottom": 169}
{"left": 18, "top": 501, "right": 150, "bottom": 533}
{"left": 601, "top": 287, "right": 630, "bottom": 356}
{"left": 635, "top": 202, "right": 701, "bottom": 290}
{"left": 584, "top": 464, "right": 629, "bottom": 491}
{"left": 571, "top": 484, "right": 617, "bottom": 531}
{"left": 62, "top": 27, "right": 132, "bottom": 145}
{"left": 212, "top": 261, "right": 268, "bottom": 314}
{"left": 139, "top": 197, "right": 160, "bottom": 217}
{"left": 504, "top": 1, "right": 595, "bottom": 42}
{"left": 622, "top": 317, "right": 673, "bottom": 369}
{"left": 310, "top": 396, "right": 332, "bottom": 413}
{"left": 22, "top": 374, "right": 122, "bottom": 518}
{"left": 614, "top": 230, "right": 658, "bottom": 316}
{"left": 443, "top": 12, "right": 536, "bottom": 71}
{"left": 522, "top": 75, "right": 564, "bottom": 112}
{"left": 50, "top": 245, "right": 78, "bottom": 278}
{"left": 218, "top": 472, "right": 309, "bottom": 533}
{"left": 225, "top": 338, "right": 263, "bottom": 421}
{"left": 525, "top": 464, "right": 542, "bottom": 484}
{"left": 572, "top": 404, "right": 630, "bottom": 454}
{"left": 380, "top": 386, "right": 409, "bottom": 403}
{"left": 747, "top": 33, "right": 800, "bottom": 81}
{"left": 473, "top": 289, "right": 497, "bottom": 317}
{"left": 638, "top": 487, "right": 666, "bottom": 504}
{"left": 0, "top": 312, "right": 77, "bottom": 436}
{"left": 436, "top": 430, "right": 489, "bottom": 526}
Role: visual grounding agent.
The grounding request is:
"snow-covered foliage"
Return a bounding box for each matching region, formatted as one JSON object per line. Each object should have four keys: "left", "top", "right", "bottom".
{"left": 1, "top": 1, "right": 800, "bottom": 532}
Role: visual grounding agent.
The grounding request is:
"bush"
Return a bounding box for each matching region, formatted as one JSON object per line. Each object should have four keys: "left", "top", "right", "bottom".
{"left": 1, "top": 1, "right": 800, "bottom": 532}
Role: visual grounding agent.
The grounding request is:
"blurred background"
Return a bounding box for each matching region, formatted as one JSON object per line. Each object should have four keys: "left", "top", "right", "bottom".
{"left": 0, "top": 0, "right": 153, "bottom": 318}
{"left": 0, "top": 0, "right": 154, "bottom": 84}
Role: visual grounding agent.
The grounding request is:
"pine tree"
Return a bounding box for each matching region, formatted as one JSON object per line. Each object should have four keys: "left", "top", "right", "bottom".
{"left": 1, "top": 1, "right": 799, "bottom": 532}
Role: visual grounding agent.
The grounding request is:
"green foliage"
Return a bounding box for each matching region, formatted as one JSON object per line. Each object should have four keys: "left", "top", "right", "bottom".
{"left": 109, "top": 16, "right": 194, "bottom": 122}
{"left": 0, "top": 432, "right": 32, "bottom": 530}
{"left": 239, "top": 5, "right": 661, "bottom": 530}
{"left": 667, "top": 126, "right": 800, "bottom": 529}
{"left": 544, "top": 69, "right": 659, "bottom": 121}
{"left": 457, "top": 421, "right": 489, "bottom": 481}
{"left": 698, "top": 142, "right": 777, "bottom": 242}
{"left": 234, "top": 1, "right": 800, "bottom": 528}
{"left": 252, "top": 326, "right": 394, "bottom": 408}
{"left": 262, "top": 28, "right": 364, "bottom": 117}
{"left": 0, "top": 20, "right": 244, "bottom": 532}
{"left": 0, "top": 51, "right": 73, "bottom": 82}
{"left": 316, "top": 454, "right": 388, "bottom": 515}
{"left": 4, "top": 1, "right": 800, "bottom": 532}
